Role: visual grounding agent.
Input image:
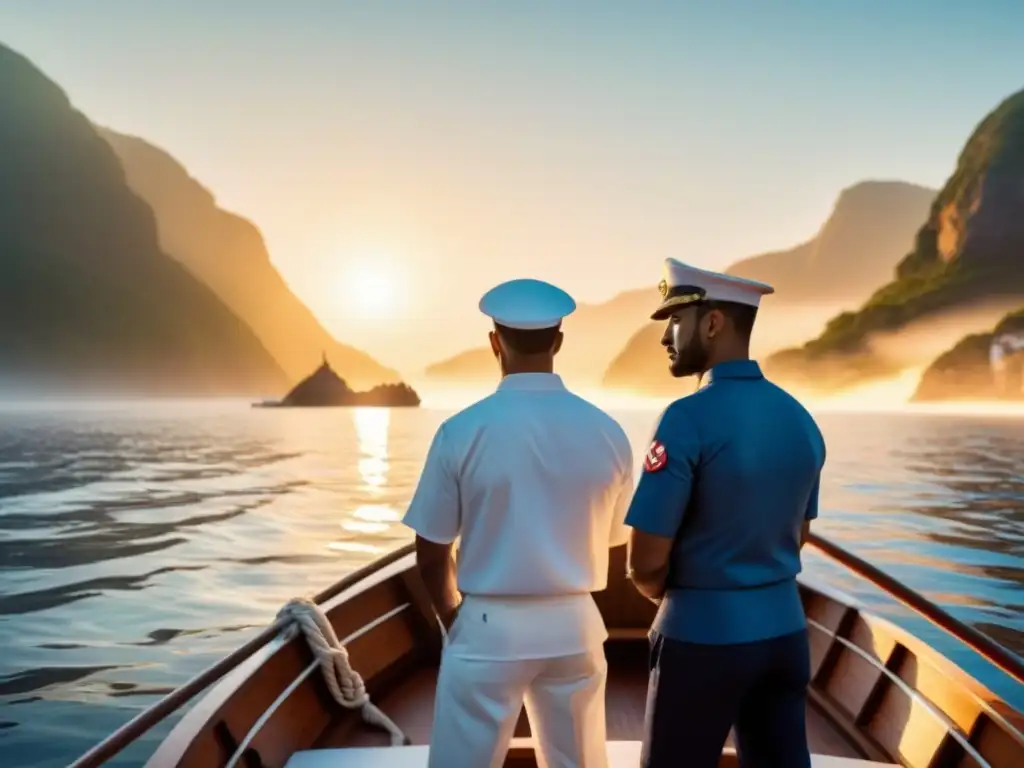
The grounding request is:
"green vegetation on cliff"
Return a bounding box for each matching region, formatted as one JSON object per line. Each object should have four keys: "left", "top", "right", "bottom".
{"left": 767, "top": 88, "right": 1024, "bottom": 388}
{"left": 0, "top": 44, "right": 287, "bottom": 395}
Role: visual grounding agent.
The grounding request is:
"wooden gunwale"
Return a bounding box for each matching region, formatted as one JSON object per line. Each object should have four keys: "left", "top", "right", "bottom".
{"left": 801, "top": 608, "right": 1023, "bottom": 767}
{"left": 807, "top": 532, "right": 1024, "bottom": 685}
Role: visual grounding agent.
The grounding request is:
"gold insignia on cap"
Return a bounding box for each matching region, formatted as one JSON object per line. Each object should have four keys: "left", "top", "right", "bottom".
{"left": 662, "top": 292, "right": 703, "bottom": 310}
{"left": 658, "top": 279, "right": 668, "bottom": 298}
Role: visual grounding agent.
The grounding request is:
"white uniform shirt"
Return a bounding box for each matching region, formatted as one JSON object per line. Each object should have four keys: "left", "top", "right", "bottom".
{"left": 402, "top": 372, "right": 634, "bottom": 659}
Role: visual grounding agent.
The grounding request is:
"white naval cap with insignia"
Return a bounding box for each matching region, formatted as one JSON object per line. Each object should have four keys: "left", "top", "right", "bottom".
{"left": 651, "top": 258, "right": 774, "bottom": 320}
{"left": 478, "top": 278, "right": 577, "bottom": 330}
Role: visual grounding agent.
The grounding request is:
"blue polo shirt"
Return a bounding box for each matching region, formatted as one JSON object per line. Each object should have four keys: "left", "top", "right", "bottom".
{"left": 625, "top": 360, "right": 825, "bottom": 645}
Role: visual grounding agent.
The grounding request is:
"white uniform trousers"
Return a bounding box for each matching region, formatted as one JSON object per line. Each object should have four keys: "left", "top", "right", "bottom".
{"left": 427, "top": 645, "right": 609, "bottom": 768}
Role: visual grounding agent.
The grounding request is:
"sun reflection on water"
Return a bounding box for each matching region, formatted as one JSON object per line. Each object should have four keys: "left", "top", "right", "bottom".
{"left": 352, "top": 504, "right": 401, "bottom": 522}
{"left": 332, "top": 407, "right": 402, "bottom": 553}
{"left": 354, "top": 406, "right": 390, "bottom": 492}
{"left": 327, "top": 540, "right": 385, "bottom": 554}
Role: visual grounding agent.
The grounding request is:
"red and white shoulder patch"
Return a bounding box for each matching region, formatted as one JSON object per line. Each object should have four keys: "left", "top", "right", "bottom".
{"left": 643, "top": 440, "right": 668, "bottom": 472}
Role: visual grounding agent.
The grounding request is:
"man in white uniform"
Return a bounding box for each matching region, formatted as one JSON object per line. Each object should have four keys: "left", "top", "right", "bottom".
{"left": 402, "top": 278, "right": 634, "bottom": 768}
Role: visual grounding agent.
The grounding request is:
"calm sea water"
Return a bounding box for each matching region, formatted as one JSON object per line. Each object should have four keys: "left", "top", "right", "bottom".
{"left": 0, "top": 401, "right": 1022, "bottom": 767}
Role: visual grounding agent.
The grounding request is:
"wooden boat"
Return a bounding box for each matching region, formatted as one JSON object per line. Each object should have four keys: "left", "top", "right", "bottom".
{"left": 70, "top": 535, "right": 1024, "bottom": 768}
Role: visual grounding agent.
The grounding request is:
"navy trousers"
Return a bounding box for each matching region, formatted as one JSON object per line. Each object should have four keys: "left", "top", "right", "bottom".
{"left": 641, "top": 629, "right": 812, "bottom": 768}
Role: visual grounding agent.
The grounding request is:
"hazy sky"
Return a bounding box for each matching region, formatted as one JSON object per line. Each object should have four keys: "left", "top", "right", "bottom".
{"left": 1, "top": 1, "right": 1022, "bottom": 368}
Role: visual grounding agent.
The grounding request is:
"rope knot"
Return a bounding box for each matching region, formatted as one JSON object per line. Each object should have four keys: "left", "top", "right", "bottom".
{"left": 277, "top": 597, "right": 409, "bottom": 746}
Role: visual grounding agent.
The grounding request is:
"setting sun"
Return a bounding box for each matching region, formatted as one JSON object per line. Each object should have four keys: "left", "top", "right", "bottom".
{"left": 341, "top": 261, "right": 398, "bottom": 318}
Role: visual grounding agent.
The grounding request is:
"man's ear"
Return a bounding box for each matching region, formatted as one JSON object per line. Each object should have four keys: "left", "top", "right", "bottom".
{"left": 488, "top": 330, "right": 501, "bottom": 358}
{"left": 552, "top": 331, "right": 564, "bottom": 355}
{"left": 706, "top": 308, "right": 726, "bottom": 340}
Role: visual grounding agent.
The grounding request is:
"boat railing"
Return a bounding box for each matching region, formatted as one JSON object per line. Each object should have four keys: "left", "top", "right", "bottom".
{"left": 67, "top": 535, "right": 1023, "bottom": 768}
{"left": 805, "top": 532, "right": 1024, "bottom": 686}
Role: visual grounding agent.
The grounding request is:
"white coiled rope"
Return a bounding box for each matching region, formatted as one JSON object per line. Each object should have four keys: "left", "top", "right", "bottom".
{"left": 276, "top": 597, "right": 409, "bottom": 746}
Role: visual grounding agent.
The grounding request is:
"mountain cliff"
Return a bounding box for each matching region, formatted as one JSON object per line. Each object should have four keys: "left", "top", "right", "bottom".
{"left": 0, "top": 44, "right": 286, "bottom": 395}
{"left": 913, "top": 308, "right": 1024, "bottom": 401}
{"left": 765, "top": 88, "right": 1024, "bottom": 392}
{"left": 726, "top": 181, "right": 936, "bottom": 303}
{"left": 425, "top": 347, "right": 496, "bottom": 383}
{"left": 98, "top": 129, "right": 400, "bottom": 390}
{"left": 601, "top": 180, "right": 935, "bottom": 393}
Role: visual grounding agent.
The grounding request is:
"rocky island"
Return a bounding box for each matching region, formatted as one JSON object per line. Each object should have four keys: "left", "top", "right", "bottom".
{"left": 764, "top": 88, "right": 1024, "bottom": 393}
{"left": 257, "top": 356, "right": 420, "bottom": 408}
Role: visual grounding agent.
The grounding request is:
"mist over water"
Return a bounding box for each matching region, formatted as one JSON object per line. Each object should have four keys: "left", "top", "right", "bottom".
{"left": 0, "top": 399, "right": 1022, "bottom": 767}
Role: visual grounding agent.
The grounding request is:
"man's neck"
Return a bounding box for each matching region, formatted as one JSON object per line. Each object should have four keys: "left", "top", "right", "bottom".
{"left": 502, "top": 360, "right": 554, "bottom": 377}
{"left": 702, "top": 347, "right": 750, "bottom": 375}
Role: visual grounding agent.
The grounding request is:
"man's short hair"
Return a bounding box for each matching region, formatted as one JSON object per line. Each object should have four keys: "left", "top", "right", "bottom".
{"left": 698, "top": 301, "right": 758, "bottom": 339}
{"left": 495, "top": 323, "right": 561, "bottom": 355}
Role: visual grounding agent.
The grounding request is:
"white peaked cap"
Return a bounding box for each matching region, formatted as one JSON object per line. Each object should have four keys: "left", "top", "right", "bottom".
{"left": 479, "top": 278, "right": 577, "bottom": 330}
{"left": 651, "top": 258, "right": 775, "bottom": 320}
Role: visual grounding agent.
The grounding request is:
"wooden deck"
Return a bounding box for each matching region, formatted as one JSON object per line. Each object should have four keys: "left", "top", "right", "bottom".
{"left": 321, "top": 638, "right": 862, "bottom": 759}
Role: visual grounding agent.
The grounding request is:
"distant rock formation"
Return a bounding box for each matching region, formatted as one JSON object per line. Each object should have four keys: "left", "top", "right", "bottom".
{"left": 261, "top": 356, "right": 420, "bottom": 407}
{"left": 425, "top": 347, "right": 496, "bottom": 385}
{"left": 913, "top": 308, "right": 1024, "bottom": 401}
{"left": 0, "top": 44, "right": 287, "bottom": 395}
{"left": 766, "top": 88, "right": 1024, "bottom": 393}
{"left": 98, "top": 129, "right": 400, "bottom": 390}
{"left": 601, "top": 181, "right": 936, "bottom": 394}
{"left": 602, "top": 324, "right": 676, "bottom": 396}
{"left": 279, "top": 355, "right": 354, "bottom": 406}
{"left": 352, "top": 382, "right": 422, "bottom": 407}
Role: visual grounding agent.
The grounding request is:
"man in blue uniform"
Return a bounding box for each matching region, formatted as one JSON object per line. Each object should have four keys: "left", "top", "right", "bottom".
{"left": 625, "top": 258, "right": 826, "bottom": 768}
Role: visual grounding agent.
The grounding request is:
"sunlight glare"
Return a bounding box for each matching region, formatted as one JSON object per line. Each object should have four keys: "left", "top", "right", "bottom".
{"left": 341, "top": 260, "right": 398, "bottom": 318}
